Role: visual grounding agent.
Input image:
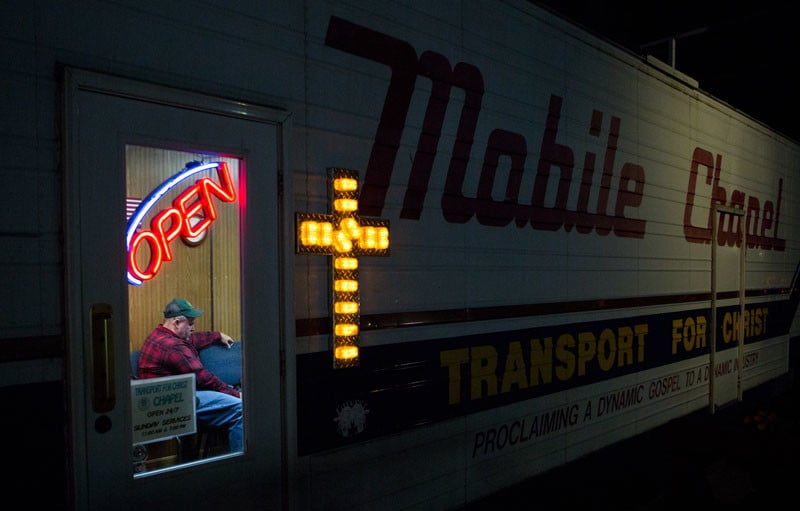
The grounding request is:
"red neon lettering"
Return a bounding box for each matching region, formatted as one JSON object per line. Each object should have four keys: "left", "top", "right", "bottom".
{"left": 176, "top": 168, "right": 237, "bottom": 237}
{"left": 127, "top": 162, "right": 236, "bottom": 282}
{"left": 177, "top": 187, "right": 212, "bottom": 238}
{"left": 128, "top": 231, "right": 163, "bottom": 282}
{"left": 153, "top": 208, "right": 183, "bottom": 261}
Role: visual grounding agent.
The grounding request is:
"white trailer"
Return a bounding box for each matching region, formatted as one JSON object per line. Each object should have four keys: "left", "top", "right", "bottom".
{"left": 1, "top": 1, "right": 798, "bottom": 509}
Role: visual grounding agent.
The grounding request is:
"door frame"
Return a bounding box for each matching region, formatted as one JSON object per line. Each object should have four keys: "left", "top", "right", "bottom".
{"left": 62, "top": 67, "right": 295, "bottom": 509}
{"left": 709, "top": 203, "right": 745, "bottom": 413}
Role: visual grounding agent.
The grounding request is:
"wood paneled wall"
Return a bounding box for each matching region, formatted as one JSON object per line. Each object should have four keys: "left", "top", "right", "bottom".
{"left": 126, "top": 146, "right": 242, "bottom": 351}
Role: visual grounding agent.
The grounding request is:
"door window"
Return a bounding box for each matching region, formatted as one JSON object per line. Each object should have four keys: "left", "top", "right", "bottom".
{"left": 126, "top": 145, "right": 244, "bottom": 473}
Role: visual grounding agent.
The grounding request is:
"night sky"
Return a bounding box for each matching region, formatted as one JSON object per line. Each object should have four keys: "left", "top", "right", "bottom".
{"left": 533, "top": 1, "right": 800, "bottom": 142}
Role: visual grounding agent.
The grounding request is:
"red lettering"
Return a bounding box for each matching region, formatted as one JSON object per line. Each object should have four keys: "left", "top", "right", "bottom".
{"left": 128, "top": 231, "right": 163, "bottom": 282}
{"left": 531, "top": 95, "right": 574, "bottom": 231}
{"left": 401, "top": 51, "right": 454, "bottom": 220}
{"left": 327, "top": 18, "right": 646, "bottom": 239}
{"left": 325, "top": 16, "right": 418, "bottom": 218}
{"left": 614, "top": 163, "right": 646, "bottom": 237}
{"left": 569, "top": 109, "right": 604, "bottom": 234}
{"left": 439, "top": 62, "right": 485, "bottom": 224}
{"left": 152, "top": 208, "right": 182, "bottom": 261}
{"left": 127, "top": 162, "right": 236, "bottom": 284}
{"left": 475, "top": 129, "right": 527, "bottom": 227}
{"left": 683, "top": 147, "right": 785, "bottom": 250}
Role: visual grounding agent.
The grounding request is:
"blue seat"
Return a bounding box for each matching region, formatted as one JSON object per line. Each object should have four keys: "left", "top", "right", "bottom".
{"left": 130, "top": 350, "right": 141, "bottom": 379}
{"left": 199, "top": 341, "right": 242, "bottom": 386}
{"left": 131, "top": 342, "right": 242, "bottom": 385}
{"left": 196, "top": 341, "right": 242, "bottom": 457}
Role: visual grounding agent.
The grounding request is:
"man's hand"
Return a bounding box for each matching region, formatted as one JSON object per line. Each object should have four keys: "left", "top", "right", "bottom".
{"left": 220, "top": 333, "right": 235, "bottom": 348}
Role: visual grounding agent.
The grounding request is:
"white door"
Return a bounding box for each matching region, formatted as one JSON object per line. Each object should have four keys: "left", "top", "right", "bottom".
{"left": 710, "top": 205, "right": 745, "bottom": 411}
{"left": 64, "top": 69, "right": 288, "bottom": 510}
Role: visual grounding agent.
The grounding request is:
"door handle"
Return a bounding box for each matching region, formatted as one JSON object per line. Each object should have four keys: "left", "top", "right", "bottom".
{"left": 90, "top": 303, "right": 116, "bottom": 413}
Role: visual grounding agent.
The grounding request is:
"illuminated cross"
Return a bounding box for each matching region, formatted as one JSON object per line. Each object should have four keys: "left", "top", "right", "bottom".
{"left": 296, "top": 168, "right": 390, "bottom": 368}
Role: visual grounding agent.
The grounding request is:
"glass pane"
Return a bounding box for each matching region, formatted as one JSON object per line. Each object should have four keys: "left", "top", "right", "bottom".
{"left": 125, "top": 145, "right": 244, "bottom": 474}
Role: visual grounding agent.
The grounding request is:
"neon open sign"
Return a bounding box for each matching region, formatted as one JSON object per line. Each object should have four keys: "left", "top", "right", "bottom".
{"left": 126, "top": 161, "right": 236, "bottom": 286}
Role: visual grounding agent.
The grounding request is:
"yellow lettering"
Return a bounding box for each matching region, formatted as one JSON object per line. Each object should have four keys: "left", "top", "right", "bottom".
{"left": 597, "top": 328, "right": 615, "bottom": 371}
{"left": 577, "top": 332, "right": 596, "bottom": 376}
{"left": 529, "top": 337, "right": 553, "bottom": 386}
{"left": 722, "top": 312, "right": 732, "bottom": 343}
{"left": 440, "top": 348, "right": 469, "bottom": 405}
{"left": 500, "top": 341, "right": 528, "bottom": 393}
{"left": 635, "top": 324, "right": 648, "bottom": 362}
{"left": 439, "top": 322, "right": 649, "bottom": 406}
{"left": 695, "top": 316, "right": 707, "bottom": 348}
{"left": 471, "top": 345, "right": 497, "bottom": 400}
{"left": 617, "top": 325, "right": 633, "bottom": 366}
{"left": 555, "top": 334, "right": 575, "bottom": 381}
{"left": 671, "top": 319, "right": 682, "bottom": 354}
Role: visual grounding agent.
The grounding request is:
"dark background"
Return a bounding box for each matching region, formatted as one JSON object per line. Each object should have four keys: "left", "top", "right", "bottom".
{"left": 534, "top": 1, "right": 800, "bottom": 142}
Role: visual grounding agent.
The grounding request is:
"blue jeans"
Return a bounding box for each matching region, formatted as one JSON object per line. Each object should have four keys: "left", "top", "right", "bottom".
{"left": 196, "top": 390, "right": 243, "bottom": 452}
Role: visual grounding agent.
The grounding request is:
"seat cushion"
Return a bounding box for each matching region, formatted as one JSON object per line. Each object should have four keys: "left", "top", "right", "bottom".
{"left": 199, "top": 342, "right": 242, "bottom": 386}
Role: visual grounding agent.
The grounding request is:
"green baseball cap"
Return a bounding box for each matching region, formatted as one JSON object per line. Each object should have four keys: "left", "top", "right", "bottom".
{"left": 164, "top": 298, "right": 203, "bottom": 318}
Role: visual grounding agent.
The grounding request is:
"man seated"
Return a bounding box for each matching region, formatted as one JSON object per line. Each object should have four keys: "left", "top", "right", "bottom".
{"left": 137, "top": 297, "right": 242, "bottom": 452}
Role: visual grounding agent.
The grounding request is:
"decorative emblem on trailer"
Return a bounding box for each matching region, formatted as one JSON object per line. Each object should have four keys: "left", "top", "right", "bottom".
{"left": 295, "top": 168, "right": 390, "bottom": 368}
{"left": 333, "top": 399, "right": 370, "bottom": 438}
